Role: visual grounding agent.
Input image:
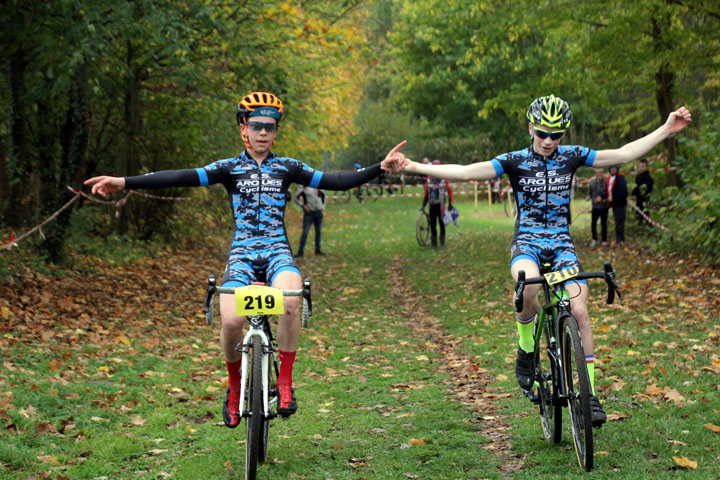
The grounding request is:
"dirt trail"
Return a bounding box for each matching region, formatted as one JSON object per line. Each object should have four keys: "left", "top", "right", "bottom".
{"left": 385, "top": 257, "right": 524, "bottom": 478}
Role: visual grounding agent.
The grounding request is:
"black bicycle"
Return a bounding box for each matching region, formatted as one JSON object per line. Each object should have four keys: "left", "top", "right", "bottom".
{"left": 205, "top": 277, "right": 312, "bottom": 480}
{"left": 514, "top": 262, "right": 621, "bottom": 471}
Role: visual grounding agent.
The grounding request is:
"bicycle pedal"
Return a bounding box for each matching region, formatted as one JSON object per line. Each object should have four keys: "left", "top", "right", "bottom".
{"left": 523, "top": 389, "right": 540, "bottom": 403}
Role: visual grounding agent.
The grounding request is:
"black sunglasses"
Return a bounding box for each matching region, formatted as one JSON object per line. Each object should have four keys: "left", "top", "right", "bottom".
{"left": 533, "top": 127, "right": 565, "bottom": 141}
{"left": 247, "top": 121, "right": 278, "bottom": 132}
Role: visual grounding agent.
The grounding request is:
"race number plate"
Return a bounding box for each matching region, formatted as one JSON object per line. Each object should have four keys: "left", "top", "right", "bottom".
{"left": 235, "top": 285, "right": 285, "bottom": 315}
{"left": 543, "top": 266, "right": 580, "bottom": 285}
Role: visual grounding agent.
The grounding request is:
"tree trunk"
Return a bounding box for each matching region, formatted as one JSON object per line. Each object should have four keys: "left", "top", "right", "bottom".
{"left": 115, "top": 40, "right": 142, "bottom": 235}
{"left": 652, "top": 7, "right": 678, "bottom": 186}
{"left": 42, "top": 66, "right": 90, "bottom": 263}
{"left": 7, "top": 49, "right": 31, "bottom": 228}
{"left": 0, "top": 141, "right": 8, "bottom": 228}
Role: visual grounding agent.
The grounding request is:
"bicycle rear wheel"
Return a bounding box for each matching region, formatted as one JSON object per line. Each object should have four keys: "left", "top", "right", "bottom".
{"left": 416, "top": 211, "right": 431, "bottom": 246}
{"left": 561, "top": 314, "right": 594, "bottom": 471}
{"left": 244, "top": 335, "right": 264, "bottom": 480}
{"left": 535, "top": 314, "right": 562, "bottom": 443}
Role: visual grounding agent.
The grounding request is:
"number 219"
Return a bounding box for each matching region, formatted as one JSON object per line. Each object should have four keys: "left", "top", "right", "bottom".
{"left": 244, "top": 294, "right": 275, "bottom": 310}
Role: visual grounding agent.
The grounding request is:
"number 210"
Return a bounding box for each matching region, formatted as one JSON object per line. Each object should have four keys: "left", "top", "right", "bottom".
{"left": 244, "top": 294, "right": 275, "bottom": 310}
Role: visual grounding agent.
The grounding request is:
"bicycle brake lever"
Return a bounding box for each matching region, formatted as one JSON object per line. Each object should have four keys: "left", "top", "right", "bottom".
{"left": 205, "top": 275, "right": 217, "bottom": 315}
{"left": 603, "top": 262, "right": 617, "bottom": 305}
{"left": 514, "top": 270, "right": 526, "bottom": 313}
{"left": 303, "top": 279, "right": 312, "bottom": 317}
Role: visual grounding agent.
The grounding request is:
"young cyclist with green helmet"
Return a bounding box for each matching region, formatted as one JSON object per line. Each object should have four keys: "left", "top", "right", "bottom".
{"left": 86, "top": 91, "right": 404, "bottom": 428}
{"left": 385, "top": 95, "right": 692, "bottom": 425}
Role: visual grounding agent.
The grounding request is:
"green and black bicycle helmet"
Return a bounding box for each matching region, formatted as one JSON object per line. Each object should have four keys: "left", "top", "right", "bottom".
{"left": 526, "top": 95, "right": 573, "bottom": 130}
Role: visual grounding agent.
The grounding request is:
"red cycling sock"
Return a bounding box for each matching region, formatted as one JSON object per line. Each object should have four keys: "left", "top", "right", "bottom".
{"left": 226, "top": 359, "right": 242, "bottom": 390}
{"left": 278, "top": 350, "right": 296, "bottom": 386}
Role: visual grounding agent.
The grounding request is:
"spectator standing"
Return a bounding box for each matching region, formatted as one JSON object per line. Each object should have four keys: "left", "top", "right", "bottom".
{"left": 421, "top": 160, "right": 454, "bottom": 248}
{"left": 607, "top": 165, "right": 628, "bottom": 245}
{"left": 294, "top": 186, "right": 325, "bottom": 257}
{"left": 632, "top": 159, "right": 654, "bottom": 223}
{"left": 588, "top": 168, "right": 608, "bottom": 247}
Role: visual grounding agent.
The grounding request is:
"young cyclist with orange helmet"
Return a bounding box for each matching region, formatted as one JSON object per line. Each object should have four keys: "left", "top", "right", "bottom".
{"left": 385, "top": 95, "right": 691, "bottom": 425}
{"left": 86, "top": 91, "right": 404, "bottom": 427}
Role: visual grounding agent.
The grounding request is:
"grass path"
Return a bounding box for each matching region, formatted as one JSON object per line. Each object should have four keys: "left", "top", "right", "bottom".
{"left": 1, "top": 195, "right": 718, "bottom": 479}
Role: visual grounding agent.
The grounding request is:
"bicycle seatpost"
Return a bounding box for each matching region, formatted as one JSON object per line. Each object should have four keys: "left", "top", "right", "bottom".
{"left": 514, "top": 270, "right": 526, "bottom": 313}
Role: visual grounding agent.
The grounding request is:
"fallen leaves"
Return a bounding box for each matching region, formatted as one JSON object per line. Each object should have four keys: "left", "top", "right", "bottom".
{"left": 705, "top": 423, "right": 720, "bottom": 434}
{"left": 672, "top": 456, "right": 697, "bottom": 469}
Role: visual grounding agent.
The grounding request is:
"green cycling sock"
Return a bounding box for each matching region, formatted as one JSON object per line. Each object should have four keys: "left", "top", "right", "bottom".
{"left": 516, "top": 314, "right": 536, "bottom": 353}
{"left": 586, "top": 355, "right": 596, "bottom": 395}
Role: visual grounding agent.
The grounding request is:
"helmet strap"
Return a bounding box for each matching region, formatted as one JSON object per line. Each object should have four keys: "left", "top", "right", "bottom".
{"left": 239, "top": 123, "right": 277, "bottom": 153}
{"left": 240, "top": 124, "right": 255, "bottom": 152}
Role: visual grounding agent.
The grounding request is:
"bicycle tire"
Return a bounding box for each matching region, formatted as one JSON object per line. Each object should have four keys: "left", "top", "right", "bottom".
{"left": 535, "top": 314, "right": 562, "bottom": 444}
{"left": 561, "top": 314, "right": 594, "bottom": 471}
{"left": 244, "top": 335, "right": 264, "bottom": 480}
{"left": 416, "top": 211, "right": 431, "bottom": 246}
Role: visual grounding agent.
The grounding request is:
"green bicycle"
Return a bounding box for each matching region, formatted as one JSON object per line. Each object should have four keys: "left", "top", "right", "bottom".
{"left": 514, "top": 262, "right": 622, "bottom": 471}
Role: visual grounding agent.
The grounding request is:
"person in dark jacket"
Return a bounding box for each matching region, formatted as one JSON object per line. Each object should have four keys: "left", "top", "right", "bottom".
{"left": 294, "top": 186, "right": 325, "bottom": 257}
{"left": 632, "top": 159, "right": 654, "bottom": 224}
{"left": 588, "top": 168, "right": 608, "bottom": 247}
{"left": 607, "top": 164, "right": 628, "bottom": 245}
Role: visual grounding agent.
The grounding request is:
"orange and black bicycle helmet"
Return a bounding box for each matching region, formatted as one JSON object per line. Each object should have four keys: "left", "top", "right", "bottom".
{"left": 236, "top": 91, "right": 284, "bottom": 125}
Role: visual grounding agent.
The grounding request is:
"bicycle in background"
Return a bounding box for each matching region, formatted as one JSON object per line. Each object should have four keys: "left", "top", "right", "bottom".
{"left": 416, "top": 209, "right": 431, "bottom": 246}
{"left": 514, "top": 262, "right": 621, "bottom": 471}
{"left": 205, "top": 276, "right": 312, "bottom": 480}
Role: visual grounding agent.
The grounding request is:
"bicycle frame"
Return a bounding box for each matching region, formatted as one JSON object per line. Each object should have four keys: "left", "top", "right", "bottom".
{"left": 533, "top": 282, "right": 573, "bottom": 404}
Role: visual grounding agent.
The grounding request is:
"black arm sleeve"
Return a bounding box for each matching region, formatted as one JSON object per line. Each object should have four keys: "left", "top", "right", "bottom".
{"left": 317, "top": 163, "right": 382, "bottom": 191}
{"left": 124, "top": 169, "right": 201, "bottom": 189}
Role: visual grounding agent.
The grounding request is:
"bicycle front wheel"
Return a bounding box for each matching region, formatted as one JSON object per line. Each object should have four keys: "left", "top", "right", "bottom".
{"left": 416, "top": 211, "right": 431, "bottom": 246}
{"left": 561, "top": 315, "right": 594, "bottom": 471}
{"left": 535, "top": 314, "right": 562, "bottom": 444}
{"left": 244, "top": 335, "right": 264, "bottom": 480}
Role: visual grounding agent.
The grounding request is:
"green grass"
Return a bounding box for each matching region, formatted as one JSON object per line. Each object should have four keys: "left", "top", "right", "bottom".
{"left": 1, "top": 194, "right": 718, "bottom": 479}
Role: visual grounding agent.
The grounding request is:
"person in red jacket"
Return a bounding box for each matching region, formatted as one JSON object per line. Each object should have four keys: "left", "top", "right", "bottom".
{"left": 421, "top": 160, "right": 454, "bottom": 248}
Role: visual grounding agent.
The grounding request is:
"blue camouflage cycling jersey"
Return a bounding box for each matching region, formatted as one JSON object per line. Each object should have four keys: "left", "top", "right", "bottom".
{"left": 196, "top": 151, "right": 323, "bottom": 287}
{"left": 123, "top": 150, "right": 381, "bottom": 287}
{"left": 491, "top": 145, "right": 596, "bottom": 272}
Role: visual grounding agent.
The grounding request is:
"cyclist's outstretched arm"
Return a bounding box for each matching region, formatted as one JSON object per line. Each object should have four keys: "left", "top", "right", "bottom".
{"left": 383, "top": 140, "right": 497, "bottom": 181}
{"left": 84, "top": 169, "right": 202, "bottom": 197}
{"left": 593, "top": 106, "right": 692, "bottom": 168}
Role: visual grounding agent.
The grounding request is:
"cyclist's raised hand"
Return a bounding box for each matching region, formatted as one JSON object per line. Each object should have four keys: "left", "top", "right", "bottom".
{"left": 381, "top": 141, "right": 407, "bottom": 172}
{"left": 84, "top": 176, "right": 126, "bottom": 197}
{"left": 665, "top": 106, "right": 692, "bottom": 135}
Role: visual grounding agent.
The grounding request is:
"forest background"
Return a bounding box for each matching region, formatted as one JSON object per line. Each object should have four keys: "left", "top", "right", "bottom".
{"left": 1, "top": 0, "right": 719, "bottom": 267}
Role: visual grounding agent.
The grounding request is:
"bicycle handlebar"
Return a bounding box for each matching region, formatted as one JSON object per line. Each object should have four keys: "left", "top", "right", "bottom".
{"left": 204, "top": 275, "right": 313, "bottom": 327}
{"left": 514, "top": 261, "right": 622, "bottom": 313}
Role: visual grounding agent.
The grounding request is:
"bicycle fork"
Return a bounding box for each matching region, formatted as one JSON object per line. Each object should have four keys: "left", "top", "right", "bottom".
{"left": 236, "top": 322, "right": 276, "bottom": 421}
